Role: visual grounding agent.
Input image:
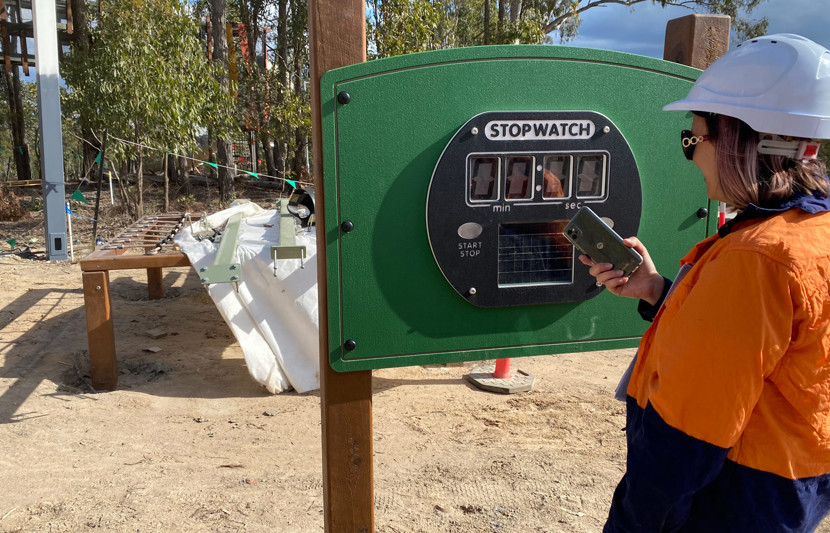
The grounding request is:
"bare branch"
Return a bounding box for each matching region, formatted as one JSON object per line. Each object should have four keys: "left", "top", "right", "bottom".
{"left": 544, "top": 0, "right": 697, "bottom": 35}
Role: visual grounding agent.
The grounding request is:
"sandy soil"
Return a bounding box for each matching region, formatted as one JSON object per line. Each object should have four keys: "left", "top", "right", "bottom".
{"left": 1, "top": 208, "right": 829, "bottom": 532}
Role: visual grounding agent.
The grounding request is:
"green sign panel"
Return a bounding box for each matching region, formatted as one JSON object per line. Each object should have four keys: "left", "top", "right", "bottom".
{"left": 322, "top": 45, "right": 714, "bottom": 372}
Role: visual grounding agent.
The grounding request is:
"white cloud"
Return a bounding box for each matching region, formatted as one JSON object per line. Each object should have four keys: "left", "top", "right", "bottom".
{"left": 560, "top": 0, "right": 829, "bottom": 58}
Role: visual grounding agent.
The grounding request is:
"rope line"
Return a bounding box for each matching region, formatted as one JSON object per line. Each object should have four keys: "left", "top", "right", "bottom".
{"left": 68, "top": 132, "right": 314, "bottom": 188}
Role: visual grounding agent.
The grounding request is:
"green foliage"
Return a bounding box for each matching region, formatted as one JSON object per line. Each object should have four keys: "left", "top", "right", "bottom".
{"left": 820, "top": 142, "right": 830, "bottom": 170}
{"left": 367, "top": 0, "right": 771, "bottom": 59}
{"left": 367, "top": 0, "right": 447, "bottom": 57}
{"left": 63, "top": 0, "right": 237, "bottom": 162}
{"left": 176, "top": 193, "right": 196, "bottom": 208}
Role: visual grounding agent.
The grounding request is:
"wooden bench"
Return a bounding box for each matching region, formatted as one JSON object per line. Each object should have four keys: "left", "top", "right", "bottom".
{"left": 80, "top": 214, "right": 192, "bottom": 390}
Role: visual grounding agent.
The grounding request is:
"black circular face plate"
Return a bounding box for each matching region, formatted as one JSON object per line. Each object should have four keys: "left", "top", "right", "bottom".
{"left": 427, "top": 111, "right": 642, "bottom": 308}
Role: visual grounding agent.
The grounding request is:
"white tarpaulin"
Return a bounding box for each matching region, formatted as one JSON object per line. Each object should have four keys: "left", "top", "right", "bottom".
{"left": 175, "top": 201, "right": 320, "bottom": 393}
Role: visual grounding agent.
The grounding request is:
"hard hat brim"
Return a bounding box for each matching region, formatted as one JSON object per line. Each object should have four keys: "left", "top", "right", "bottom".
{"left": 663, "top": 99, "right": 830, "bottom": 140}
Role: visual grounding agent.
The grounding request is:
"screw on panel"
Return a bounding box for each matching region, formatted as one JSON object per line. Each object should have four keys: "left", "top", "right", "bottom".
{"left": 469, "top": 287, "right": 477, "bottom": 295}
{"left": 337, "top": 91, "right": 351, "bottom": 104}
{"left": 344, "top": 339, "right": 357, "bottom": 351}
{"left": 341, "top": 220, "right": 354, "bottom": 233}
{"left": 471, "top": 127, "right": 479, "bottom": 135}
{"left": 602, "top": 126, "right": 611, "bottom": 134}
{"left": 200, "top": 278, "right": 209, "bottom": 284}
{"left": 697, "top": 208, "right": 709, "bottom": 219}
{"left": 199, "top": 267, "right": 207, "bottom": 273}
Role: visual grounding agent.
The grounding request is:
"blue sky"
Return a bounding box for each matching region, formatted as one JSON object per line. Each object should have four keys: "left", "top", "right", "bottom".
{"left": 559, "top": 0, "right": 830, "bottom": 58}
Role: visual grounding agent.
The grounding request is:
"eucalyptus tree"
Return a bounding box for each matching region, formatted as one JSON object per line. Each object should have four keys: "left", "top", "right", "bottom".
{"left": 64, "top": 0, "right": 236, "bottom": 216}
{"left": 235, "top": 0, "right": 309, "bottom": 185}
{"left": 210, "top": 0, "right": 237, "bottom": 202}
{"left": 0, "top": 79, "right": 38, "bottom": 180}
{"left": 367, "top": 0, "right": 769, "bottom": 58}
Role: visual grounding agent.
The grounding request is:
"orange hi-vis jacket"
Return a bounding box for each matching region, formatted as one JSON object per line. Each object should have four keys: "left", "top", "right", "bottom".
{"left": 604, "top": 191, "right": 830, "bottom": 532}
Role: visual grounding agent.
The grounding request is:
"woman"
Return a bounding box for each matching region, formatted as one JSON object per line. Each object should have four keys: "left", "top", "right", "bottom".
{"left": 585, "top": 34, "right": 830, "bottom": 532}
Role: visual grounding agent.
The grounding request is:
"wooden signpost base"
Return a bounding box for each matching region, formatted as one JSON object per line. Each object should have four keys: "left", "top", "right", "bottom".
{"left": 309, "top": 1, "right": 374, "bottom": 531}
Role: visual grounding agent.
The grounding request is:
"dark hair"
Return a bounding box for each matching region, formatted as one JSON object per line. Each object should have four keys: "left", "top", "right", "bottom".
{"left": 699, "top": 113, "right": 828, "bottom": 210}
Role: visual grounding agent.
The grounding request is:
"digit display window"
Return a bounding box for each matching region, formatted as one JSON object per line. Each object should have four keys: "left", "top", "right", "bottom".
{"left": 505, "top": 156, "right": 534, "bottom": 201}
{"left": 498, "top": 221, "right": 572, "bottom": 286}
{"left": 576, "top": 154, "right": 607, "bottom": 198}
{"left": 469, "top": 156, "right": 499, "bottom": 202}
{"left": 543, "top": 155, "right": 571, "bottom": 199}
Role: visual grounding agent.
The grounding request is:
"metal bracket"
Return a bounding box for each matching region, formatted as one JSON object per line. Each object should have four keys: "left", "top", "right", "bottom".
{"left": 271, "top": 198, "right": 307, "bottom": 274}
{"left": 199, "top": 212, "right": 244, "bottom": 285}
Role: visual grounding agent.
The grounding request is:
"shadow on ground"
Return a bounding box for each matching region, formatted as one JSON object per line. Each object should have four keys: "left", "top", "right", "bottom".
{"left": 0, "top": 267, "right": 272, "bottom": 424}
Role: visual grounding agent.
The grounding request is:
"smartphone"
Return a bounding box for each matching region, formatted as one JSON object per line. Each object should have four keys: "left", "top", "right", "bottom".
{"left": 564, "top": 206, "right": 643, "bottom": 277}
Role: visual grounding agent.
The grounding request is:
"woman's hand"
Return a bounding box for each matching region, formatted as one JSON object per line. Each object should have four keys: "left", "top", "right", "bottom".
{"left": 578, "top": 237, "right": 665, "bottom": 305}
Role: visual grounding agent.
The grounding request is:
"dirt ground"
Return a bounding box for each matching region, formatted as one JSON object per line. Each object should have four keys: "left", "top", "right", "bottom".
{"left": 1, "top": 201, "right": 829, "bottom": 532}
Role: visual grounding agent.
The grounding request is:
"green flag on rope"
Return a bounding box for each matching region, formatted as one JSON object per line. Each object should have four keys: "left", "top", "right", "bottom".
{"left": 244, "top": 171, "right": 259, "bottom": 179}
{"left": 70, "top": 189, "right": 89, "bottom": 204}
{"left": 94, "top": 151, "right": 102, "bottom": 164}
{"left": 17, "top": 146, "right": 23, "bottom": 155}
{"left": 204, "top": 162, "right": 218, "bottom": 169}
{"left": 6, "top": 238, "right": 15, "bottom": 249}
{"left": 285, "top": 179, "right": 297, "bottom": 189}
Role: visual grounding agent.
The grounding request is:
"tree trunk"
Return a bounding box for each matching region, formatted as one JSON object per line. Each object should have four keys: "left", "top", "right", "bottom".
{"left": 70, "top": 0, "right": 99, "bottom": 180}
{"left": 498, "top": 0, "right": 505, "bottom": 40}
{"left": 509, "top": 0, "right": 521, "bottom": 22}
{"left": 291, "top": 43, "right": 307, "bottom": 180}
{"left": 4, "top": 65, "right": 31, "bottom": 181}
{"left": 112, "top": 165, "right": 135, "bottom": 220}
{"left": 484, "top": 0, "right": 491, "bottom": 44}
{"left": 163, "top": 153, "right": 169, "bottom": 212}
{"left": 274, "top": 0, "right": 288, "bottom": 187}
{"left": 3, "top": 68, "right": 20, "bottom": 178}
{"left": 292, "top": 129, "right": 307, "bottom": 182}
{"left": 136, "top": 148, "right": 144, "bottom": 218}
{"left": 134, "top": 125, "right": 144, "bottom": 217}
{"left": 5, "top": 4, "right": 31, "bottom": 181}
{"left": 211, "top": 0, "right": 234, "bottom": 202}
{"left": 177, "top": 154, "right": 191, "bottom": 195}
{"left": 372, "top": 0, "right": 381, "bottom": 57}
{"left": 260, "top": 135, "right": 275, "bottom": 177}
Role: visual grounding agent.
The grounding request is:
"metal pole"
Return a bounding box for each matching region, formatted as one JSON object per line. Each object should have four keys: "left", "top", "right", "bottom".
{"left": 33, "top": 0, "right": 68, "bottom": 261}
{"left": 250, "top": 131, "right": 257, "bottom": 173}
{"left": 66, "top": 201, "right": 74, "bottom": 262}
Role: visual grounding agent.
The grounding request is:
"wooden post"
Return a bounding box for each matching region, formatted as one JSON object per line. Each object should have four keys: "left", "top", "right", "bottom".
{"left": 147, "top": 267, "right": 163, "bottom": 300}
{"left": 664, "top": 14, "right": 730, "bottom": 70}
{"left": 19, "top": 31, "right": 28, "bottom": 76}
{"left": 82, "top": 270, "right": 117, "bottom": 390}
{"left": 308, "top": 1, "right": 374, "bottom": 532}
{"left": 0, "top": 0, "right": 11, "bottom": 74}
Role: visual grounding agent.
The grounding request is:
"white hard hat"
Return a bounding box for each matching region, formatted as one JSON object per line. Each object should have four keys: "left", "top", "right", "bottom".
{"left": 663, "top": 34, "right": 830, "bottom": 140}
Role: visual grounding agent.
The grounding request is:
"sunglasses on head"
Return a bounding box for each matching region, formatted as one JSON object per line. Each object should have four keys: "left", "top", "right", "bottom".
{"left": 681, "top": 130, "right": 710, "bottom": 161}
